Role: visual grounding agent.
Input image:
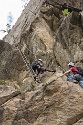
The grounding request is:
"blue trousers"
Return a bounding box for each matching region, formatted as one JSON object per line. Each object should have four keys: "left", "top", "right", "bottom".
{"left": 67, "top": 75, "right": 74, "bottom": 82}
{"left": 79, "top": 81, "right": 83, "bottom": 88}
{"left": 67, "top": 74, "right": 83, "bottom": 88}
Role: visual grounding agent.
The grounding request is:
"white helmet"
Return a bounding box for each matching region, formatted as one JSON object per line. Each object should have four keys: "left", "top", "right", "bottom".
{"left": 38, "top": 59, "right": 42, "bottom": 62}
{"left": 68, "top": 62, "right": 74, "bottom": 66}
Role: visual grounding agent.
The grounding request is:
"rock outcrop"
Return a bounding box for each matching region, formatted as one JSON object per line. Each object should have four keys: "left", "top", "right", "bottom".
{"left": 0, "top": 40, "right": 25, "bottom": 81}
{"left": 0, "top": 74, "right": 83, "bottom": 125}
{"left": 0, "top": 85, "right": 20, "bottom": 105}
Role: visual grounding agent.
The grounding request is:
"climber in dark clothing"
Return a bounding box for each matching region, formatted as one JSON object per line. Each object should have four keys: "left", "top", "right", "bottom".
{"left": 32, "top": 59, "right": 56, "bottom": 80}
{"left": 32, "top": 59, "right": 43, "bottom": 77}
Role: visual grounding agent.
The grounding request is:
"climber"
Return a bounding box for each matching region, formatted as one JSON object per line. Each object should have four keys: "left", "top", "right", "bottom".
{"left": 32, "top": 59, "right": 56, "bottom": 81}
{"left": 60, "top": 62, "right": 83, "bottom": 88}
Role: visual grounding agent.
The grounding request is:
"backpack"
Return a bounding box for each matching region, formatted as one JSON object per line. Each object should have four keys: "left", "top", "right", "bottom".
{"left": 32, "top": 61, "right": 40, "bottom": 67}
{"left": 76, "top": 67, "right": 83, "bottom": 76}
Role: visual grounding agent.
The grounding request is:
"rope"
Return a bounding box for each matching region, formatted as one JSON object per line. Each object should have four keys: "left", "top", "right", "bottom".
{"left": 16, "top": 46, "right": 36, "bottom": 80}
{"left": 22, "top": 41, "right": 37, "bottom": 60}
{"left": 12, "top": 36, "right": 37, "bottom": 81}
{"left": 14, "top": 39, "right": 42, "bottom": 83}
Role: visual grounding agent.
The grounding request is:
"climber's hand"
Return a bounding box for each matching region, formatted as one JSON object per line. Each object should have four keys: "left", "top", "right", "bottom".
{"left": 59, "top": 74, "right": 64, "bottom": 77}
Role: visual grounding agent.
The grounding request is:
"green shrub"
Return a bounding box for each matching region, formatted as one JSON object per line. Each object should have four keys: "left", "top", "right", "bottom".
{"left": 0, "top": 80, "right": 6, "bottom": 85}
{"left": 62, "top": 9, "right": 70, "bottom": 16}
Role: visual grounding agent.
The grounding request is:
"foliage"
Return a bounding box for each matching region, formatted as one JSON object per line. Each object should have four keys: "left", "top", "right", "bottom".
{"left": 0, "top": 12, "right": 13, "bottom": 33}
{"left": 62, "top": 9, "right": 70, "bottom": 16}
{"left": 19, "top": 82, "right": 35, "bottom": 92}
{"left": 21, "top": 0, "right": 29, "bottom": 7}
{"left": 0, "top": 80, "right": 7, "bottom": 85}
{"left": 6, "top": 12, "right": 13, "bottom": 32}
{"left": 19, "top": 84, "right": 25, "bottom": 91}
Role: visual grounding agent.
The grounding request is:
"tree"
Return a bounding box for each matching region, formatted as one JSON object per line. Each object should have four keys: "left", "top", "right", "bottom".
{"left": 21, "top": 0, "right": 30, "bottom": 7}
{"left": 6, "top": 12, "right": 13, "bottom": 32}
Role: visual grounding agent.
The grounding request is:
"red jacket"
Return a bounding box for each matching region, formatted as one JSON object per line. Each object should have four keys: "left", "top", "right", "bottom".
{"left": 70, "top": 67, "right": 78, "bottom": 74}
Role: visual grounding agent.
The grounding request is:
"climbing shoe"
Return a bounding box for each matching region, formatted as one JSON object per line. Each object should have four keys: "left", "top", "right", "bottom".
{"left": 34, "top": 74, "right": 37, "bottom": 81}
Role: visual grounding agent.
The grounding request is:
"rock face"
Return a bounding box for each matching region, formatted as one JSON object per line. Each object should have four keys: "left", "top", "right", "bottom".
{"left": 0, "top": 75, "right": 83, "bottom": 125}
{"left": 54, "top": 0, "right": 83, "bottom": 9}
{"left": 0, "top": 85, "right": 20, "bottom": 105}
{"left": 0, "top": 40, "right": 25, "bottom": 81}
{"left": 0, "top": 0, "right": 83, "bottom": 125}
{"left": 3, "top": 0, "right": 83, "bottom": 74}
